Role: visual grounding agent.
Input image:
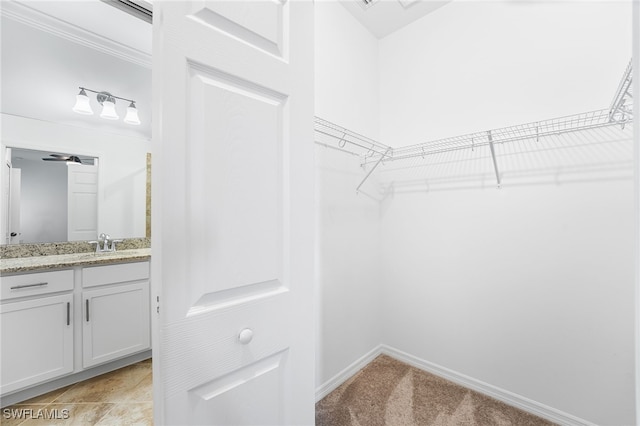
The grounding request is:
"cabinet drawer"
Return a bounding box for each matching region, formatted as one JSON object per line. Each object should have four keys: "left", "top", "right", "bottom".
{"left": 1, "top": 270, "right": 74, "bottom": 301}
{"left": 82, "top": 261, "right": 149, "bottom": 288}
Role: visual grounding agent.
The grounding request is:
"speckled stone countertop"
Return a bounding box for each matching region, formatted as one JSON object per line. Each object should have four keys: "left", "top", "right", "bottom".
{"left": 0, "top": 238, "right": 150, "bottom": 259}
{"left": 0, "top": 238, "right": 151, "bottom": 274}
{"left": 0, "top": 248, "right": 151, "bottom": 275}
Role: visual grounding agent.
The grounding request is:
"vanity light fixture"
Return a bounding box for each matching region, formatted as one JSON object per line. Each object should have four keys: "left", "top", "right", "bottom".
{"left": 72, "top": 87, "right": 141, "bottom": 125}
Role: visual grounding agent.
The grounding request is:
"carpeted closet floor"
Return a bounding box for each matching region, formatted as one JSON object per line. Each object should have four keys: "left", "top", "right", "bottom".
{"left": 316, "top": 355, "right": 556, "bottom": 426}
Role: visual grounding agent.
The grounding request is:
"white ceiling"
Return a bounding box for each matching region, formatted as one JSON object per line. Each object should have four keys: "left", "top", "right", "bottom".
{"left": 339, "top": 0, "right": 452, "bottom": 39}
{"left": 1, "top": 0, "right": 152, "bottom": 139}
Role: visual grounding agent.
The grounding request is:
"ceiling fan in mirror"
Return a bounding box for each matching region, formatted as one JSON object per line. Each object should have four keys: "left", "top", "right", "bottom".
{"left": 42, "top": 154, "right": 92, "bottom": 165}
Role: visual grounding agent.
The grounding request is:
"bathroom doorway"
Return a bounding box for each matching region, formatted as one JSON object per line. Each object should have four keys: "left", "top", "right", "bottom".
{"left": 0, "top": 1, "right": 154, "bottom": 423}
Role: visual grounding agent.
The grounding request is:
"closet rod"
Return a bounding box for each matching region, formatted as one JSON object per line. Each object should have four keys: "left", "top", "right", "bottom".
{"left": 314, "top": 128, "right": 391, "bottom": 157}
{"left": 314, "top": 117, "right": 390, "bottom": 150}
{"left": 314, "top": 140, "right": 361, "bottom": 157}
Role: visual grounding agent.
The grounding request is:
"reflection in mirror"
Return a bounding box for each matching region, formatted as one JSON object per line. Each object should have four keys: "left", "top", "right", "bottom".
{"left": 0, "top": 115, "right": 150, "bottom": 246}
{"left": 4, "top": 148, "right": 98, "bottom": 244}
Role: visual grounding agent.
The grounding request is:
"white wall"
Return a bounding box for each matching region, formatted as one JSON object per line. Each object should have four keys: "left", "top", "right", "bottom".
{"left": 315, "top": 2, "right": 380, "bottom": 136}
{"left": 377, "top": 1, "right": 635, "bottom": 424}
{"left": 12, "top": 156, "right": 67, "bottom": 243}
{"left": 379, "top": 1, "right": 632, "bottom": 144}
{"left": 1, "top": 15, "right": 151, "bottom": 140}
{"left": 315, "top": 1, "right": 383, "bottom": 389}
{"left": 379, "top": 179, "right": 635, "bottom": 425}
{"left": 1, "top": 114, "right": 150, "bottom": 241}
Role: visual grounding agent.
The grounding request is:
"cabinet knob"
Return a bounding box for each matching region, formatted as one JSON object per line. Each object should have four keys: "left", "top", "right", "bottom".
{"left": 238, "top": 328, "right": 253, "bottom": 344}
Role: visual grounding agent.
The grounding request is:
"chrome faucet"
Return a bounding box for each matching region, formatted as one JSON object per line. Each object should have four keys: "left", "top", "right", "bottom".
{"left": 100, "top": 233, "right": 110, "bottom": 251}
{"left": 89, "top": 233, "right": 123, "bottom": 252}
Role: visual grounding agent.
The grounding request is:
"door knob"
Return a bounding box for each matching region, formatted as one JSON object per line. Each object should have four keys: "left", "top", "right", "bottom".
{"left": 238, "top": 328, "right": 253, "bottom": 344}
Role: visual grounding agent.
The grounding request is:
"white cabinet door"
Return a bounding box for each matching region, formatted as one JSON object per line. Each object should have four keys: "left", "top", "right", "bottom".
{"left": 0, "top": 293, "right": 73, "bottom": 394}
{"left": 82, "top": 282, "right": 150, "bottom": 368}
{"left": 153, "top": 1, "right": 315, "bottom": 424}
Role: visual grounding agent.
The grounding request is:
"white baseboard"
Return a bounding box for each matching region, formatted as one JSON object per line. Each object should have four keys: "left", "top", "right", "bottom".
{"left": 315, "top": 345, "right": 383, "bottom": 402}
{"left": 380, "top": 345, "right": 597, "bottom": 426}
{"left": 315, "top": 344, "right": 596, "bottom": 426}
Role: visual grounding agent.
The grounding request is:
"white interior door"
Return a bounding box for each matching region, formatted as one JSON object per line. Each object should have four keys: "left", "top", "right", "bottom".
{"left": 2, "top": 148, "right": 12, "bottom": 244}
{"left": 8, "top": 167, "right": 21, "bottom": 244}
{"left": 3, "top": 147, "right": 21, "bottom": 244}
{"left": 67, "top": 162, "right": 98, "bottom": 241}
{"left": 152, "top": 1, "right": 315, "bottom": 425}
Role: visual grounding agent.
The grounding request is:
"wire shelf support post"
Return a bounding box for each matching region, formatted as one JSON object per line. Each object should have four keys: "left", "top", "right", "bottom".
{"left": 609, "top": 60, "right": 633, "bottom": 125}
{"left": 487, "top": 130, "right": 501, "bottom": 187}
{"left": 356, "top": 147, "right": 392, "bottom": 193}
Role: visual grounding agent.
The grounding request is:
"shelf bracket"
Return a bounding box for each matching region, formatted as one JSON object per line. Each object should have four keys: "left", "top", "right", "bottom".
{"left": 357, "top": 147, "right": 392, "bottom": 193}
{"left": 487, "top": 130, "right": 501, "bottom": 187}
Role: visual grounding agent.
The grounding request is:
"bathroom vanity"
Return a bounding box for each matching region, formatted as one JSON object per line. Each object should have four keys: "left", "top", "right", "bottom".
{"left": 0, "top": 247, "right": 151, "bottom": 406}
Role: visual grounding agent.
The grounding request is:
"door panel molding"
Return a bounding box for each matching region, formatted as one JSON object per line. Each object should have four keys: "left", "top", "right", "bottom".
{"left": 188, "top": 279, "right": 287, "bottom": 317}
{"left": 188, "top": 1, "right": 287, "bottom": 59}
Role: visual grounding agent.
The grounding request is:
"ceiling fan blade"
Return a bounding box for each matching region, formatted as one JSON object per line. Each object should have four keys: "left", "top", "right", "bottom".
{"left": 42, "top": 153, "right": 85, "bottom": 164}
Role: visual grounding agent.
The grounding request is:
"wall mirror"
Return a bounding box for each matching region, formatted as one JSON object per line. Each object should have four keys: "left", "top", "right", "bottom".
{"left": 0, "top": 1, "right": 152, "bottom": 245}
{"left": 4, "top": 147, "right": 99, "bottom": 244}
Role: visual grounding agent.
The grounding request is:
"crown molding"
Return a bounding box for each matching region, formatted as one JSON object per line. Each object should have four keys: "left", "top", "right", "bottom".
{"left": 1, "top": 1, "right": 151, "bottom": 69}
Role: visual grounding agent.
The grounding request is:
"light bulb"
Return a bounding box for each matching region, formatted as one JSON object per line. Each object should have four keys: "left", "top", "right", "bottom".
{"left": 72, "top": 89, "right": 93, "bottom": 115}
{"left": 124, "top": 102, "right": 141, "bottom": 125}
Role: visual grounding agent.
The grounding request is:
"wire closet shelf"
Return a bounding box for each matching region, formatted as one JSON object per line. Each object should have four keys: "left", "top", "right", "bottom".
{"left": 314, "top": 60, "right": 633, "bottom": 190}
{"left": 314, "top": 117, "right": 392, "bottom": 159}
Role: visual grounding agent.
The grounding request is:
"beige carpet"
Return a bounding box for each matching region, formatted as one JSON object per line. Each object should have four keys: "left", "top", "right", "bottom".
{"left": 316, "top": 355, "right": 556, "bottom": 426}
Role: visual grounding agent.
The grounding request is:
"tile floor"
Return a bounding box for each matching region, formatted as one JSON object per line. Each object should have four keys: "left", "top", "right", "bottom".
{"left": 2, "top": 359, "right": 152, "bottom": 426}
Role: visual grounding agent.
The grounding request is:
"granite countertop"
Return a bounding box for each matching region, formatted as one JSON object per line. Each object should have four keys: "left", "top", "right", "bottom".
{"left": 0, "top": 248, "right": 151, "bottom": 275}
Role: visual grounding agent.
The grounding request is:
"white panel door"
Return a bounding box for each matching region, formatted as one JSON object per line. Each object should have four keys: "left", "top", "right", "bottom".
{"left": 8, "top": 167, "right": 21, "bottom": 244}
{"left": 152, "top": 1, "right": 315, "bottom": 425}
{"left": 1, "top": 148, "right": 10, "bottom": 244}
{"left": 67, "top": 163, "right": 98, "bottom": 241}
